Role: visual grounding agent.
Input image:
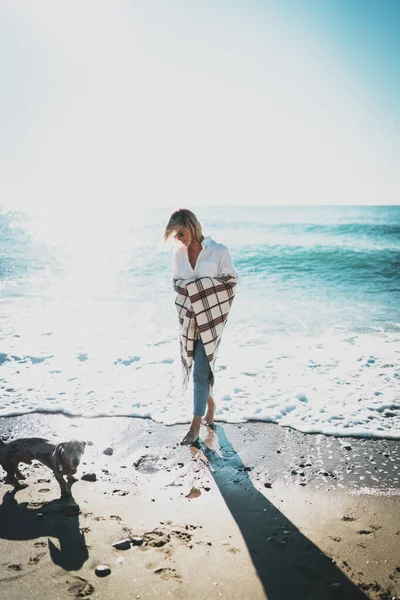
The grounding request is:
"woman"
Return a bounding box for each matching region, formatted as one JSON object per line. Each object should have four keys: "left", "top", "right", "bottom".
{"left": 164, "top": 208, "right": 238, "bottom": 445}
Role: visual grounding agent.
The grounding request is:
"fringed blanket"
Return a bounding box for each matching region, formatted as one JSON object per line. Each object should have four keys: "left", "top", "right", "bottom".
{"left": 173, "top": 275, "right": 238, "bottom": 392}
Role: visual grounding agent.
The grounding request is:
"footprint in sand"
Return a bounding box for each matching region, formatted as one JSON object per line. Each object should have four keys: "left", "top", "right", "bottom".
{"left": 171, "top": 530, "right": 192, "bottom": 544}
{"left": 133, "top": 455, "right": 160, "bottom": 474}
{"left": 141, "top": 529, "right": 171, "bottom": 548}
{"left": 132, "top": 524, "right": 196, "bottom": 559}
{"left": 66, "top": 576, "right": 94, "bottom": 598}
{"left": 154, "top": 567, "right": 182, "bottom": 581}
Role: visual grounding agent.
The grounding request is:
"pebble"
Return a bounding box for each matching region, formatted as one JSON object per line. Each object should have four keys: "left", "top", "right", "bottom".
{"left": 103, "top": 447, "right": 114, "bottom": 456}
{"left": 95, "top": 565, "right": 111, "bottom": 577}
{"left": 112, "top": 539, "right": 132, "bottom": 550}
{"left": 81, "top": 472, "right": 97, "bottom": 482}
{"left": 131, "top": 537, "right": 144, "bottom": 546}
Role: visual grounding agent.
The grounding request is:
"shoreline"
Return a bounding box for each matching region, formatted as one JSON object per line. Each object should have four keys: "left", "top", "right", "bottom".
{"left": 0, "top": 414, "right": 399, "bottom": 600}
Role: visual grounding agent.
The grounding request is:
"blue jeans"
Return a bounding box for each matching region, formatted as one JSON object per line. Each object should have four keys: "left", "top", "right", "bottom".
{"left": 193, "top": 338, "right": 212, "bottom": 417}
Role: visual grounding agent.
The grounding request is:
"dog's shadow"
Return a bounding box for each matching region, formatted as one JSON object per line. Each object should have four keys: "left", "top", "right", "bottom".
{"left": 0, "top": 489, "right": 88, "bottom": 571}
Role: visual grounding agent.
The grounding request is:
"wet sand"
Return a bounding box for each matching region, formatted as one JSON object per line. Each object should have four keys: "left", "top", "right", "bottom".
{"left": 0, "top": 413, "right": 399, "bottom": 600}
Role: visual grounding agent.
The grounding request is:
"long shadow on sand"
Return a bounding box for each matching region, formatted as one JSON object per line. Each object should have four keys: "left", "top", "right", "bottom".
{"left": 0, "top": 490, "right": 88, "bottom": 571}
{"left": 200, "top": 425, "right": 369, "bottom": 600}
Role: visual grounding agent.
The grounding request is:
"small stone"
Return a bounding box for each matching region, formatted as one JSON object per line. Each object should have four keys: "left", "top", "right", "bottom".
{"left": 95, "top": 565, "right": 111, "bottom": 577}
{"left": 344, "top": 445, "right": 352, "bottom": 451}
{"left": 112, "top": 539, "right": 132, "bottom": 550}
{"left": 264, "top": 482, "right": 272, "bottom": 488}
{"left": 81, "top": 472, "right": 97, "bottom": 482}
{"left": 103, "top": 447, "right": 114, "bottom": 456}
{"left": 131, "top": 537, "right": 144, "bottom": 546}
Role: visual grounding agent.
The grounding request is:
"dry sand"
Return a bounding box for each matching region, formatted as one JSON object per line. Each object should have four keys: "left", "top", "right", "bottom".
{"left": 0, "top": 413, "right": 399, "bottom": 600}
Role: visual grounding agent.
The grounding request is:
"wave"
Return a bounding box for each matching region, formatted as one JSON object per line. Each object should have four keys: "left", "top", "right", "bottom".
{"left": 236, "top": 245, "right": 400, "bottom": 289}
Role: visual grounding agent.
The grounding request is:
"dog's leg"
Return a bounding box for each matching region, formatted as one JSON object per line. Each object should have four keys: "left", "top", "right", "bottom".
{"left": 4, "top": 462, "right": 26, "bottom": 488}
{"left": 54, "top": 471, "right": 71, "bottom": 498}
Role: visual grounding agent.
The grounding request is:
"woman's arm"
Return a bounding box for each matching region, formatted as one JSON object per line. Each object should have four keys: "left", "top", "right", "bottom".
{"left": 219, "top": 248, "right": 237, "bottom": 277}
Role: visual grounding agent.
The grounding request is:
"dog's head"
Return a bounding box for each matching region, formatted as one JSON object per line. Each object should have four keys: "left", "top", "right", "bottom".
{"left": 54, "top": 440, "right": 86, "bottom": 475}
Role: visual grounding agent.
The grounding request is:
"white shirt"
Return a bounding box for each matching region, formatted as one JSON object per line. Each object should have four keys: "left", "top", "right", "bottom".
{"left": 172, "top": 236, "right": 237, "bottom": 280}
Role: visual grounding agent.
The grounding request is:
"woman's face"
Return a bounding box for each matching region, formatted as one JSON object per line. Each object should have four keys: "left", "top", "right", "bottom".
{"left": 174, "top": 227, "right": 192, "bottom": 247}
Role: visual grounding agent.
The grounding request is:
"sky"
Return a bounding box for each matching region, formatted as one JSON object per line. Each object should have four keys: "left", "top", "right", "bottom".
{"left": 0, "top": 0, "right": 399, "bottom": 214}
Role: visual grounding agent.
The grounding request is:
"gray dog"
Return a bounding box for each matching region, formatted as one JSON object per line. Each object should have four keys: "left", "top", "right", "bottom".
{"left": 0, "top": 437, "right": 86, "bottom": 498}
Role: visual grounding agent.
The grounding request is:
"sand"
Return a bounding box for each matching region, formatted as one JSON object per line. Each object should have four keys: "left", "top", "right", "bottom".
{"left": 0, "top": 413, "right": 399, "bottom": 600}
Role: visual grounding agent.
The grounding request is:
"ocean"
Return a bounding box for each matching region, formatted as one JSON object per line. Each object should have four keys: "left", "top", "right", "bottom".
{"left": 1, "top": 204, "right": 399, "bottom": 440}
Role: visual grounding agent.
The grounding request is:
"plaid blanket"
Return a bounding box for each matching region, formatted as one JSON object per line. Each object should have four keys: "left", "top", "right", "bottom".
{"left": 173, "top": 275, "right": 238, "bottom": 392}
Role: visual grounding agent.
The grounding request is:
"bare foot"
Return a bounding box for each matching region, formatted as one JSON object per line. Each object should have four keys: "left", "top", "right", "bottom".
{"left": 180, "top": 417, "right": 201, "bottom": 445}
{"left": 203, "top": 397, "right": 216, "bottom": 426}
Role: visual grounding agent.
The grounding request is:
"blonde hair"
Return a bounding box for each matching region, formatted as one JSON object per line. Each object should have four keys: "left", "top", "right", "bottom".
{"left": 164, "top": 209, "right": 203, "bottom": 243}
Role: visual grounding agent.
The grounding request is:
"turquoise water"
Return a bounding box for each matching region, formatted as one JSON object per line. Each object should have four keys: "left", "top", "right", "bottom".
{"left": 0, "top": 205, "right": 399, "bottom": 439}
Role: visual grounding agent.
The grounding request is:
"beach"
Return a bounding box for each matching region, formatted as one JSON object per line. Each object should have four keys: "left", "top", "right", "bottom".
{"left": 1, "top": 204, "right": 399, "bottom": 600}
{"left": 1, "top": 0, "right": 400, "bottom": 596}
{"left": 0, "top": 413, "right": 399, "bottom": 600}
